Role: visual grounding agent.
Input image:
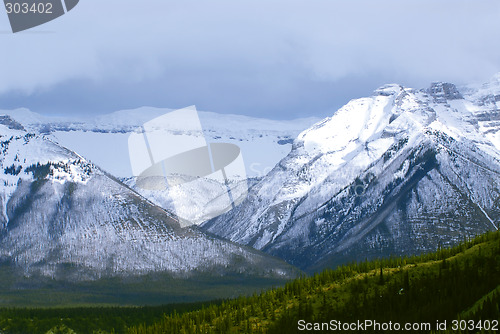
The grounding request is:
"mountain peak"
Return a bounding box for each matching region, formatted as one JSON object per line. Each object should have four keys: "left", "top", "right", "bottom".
{"left": 0, "top": 115, "right": 25, "bottom": 131}
{"left": 204, "top": 76, "right": 500, "bottom": 272}
{"left": 427, "top": 82, "right": 463, "bottom": 102}
{"left": 0, "top": 125, "right": 298, "bottom": 281}
{"left": 373, "top": 84, "right": 405, "bottom": 97}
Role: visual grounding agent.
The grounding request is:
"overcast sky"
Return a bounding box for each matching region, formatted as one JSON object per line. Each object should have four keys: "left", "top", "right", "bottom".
{"left": 1, "top": 0, "right": 500, "bottom": 119}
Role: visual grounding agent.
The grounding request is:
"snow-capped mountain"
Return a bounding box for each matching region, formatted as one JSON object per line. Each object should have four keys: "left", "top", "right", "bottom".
{"left": 203, "top": 75, "right": 500, "bottom": 272}
{"left": 1, "top": 108, "right": 319, "bottom": 225}
{"left": 1, "top": 107, "right": 319, "bottom": 179}
{"left": 0, "top": 118, "right": 297, "bottom": 280}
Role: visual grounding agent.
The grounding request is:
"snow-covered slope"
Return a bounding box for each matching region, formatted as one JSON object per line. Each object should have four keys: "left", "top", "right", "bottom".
{"left": 1, "top": 108, "right": 319, "bottom": 225}
{"left": 203, "top": 75, "right": 500, "bottom": 272}
{"left": 0, "top": 119, "right": 297, "bottom": 280}
{"left": 1, "top": 107, "right": 319, "bottom": 179}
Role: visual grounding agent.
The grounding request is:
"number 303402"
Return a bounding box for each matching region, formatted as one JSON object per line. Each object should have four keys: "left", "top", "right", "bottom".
{"left": 451, "top": 320, "right": 498, "bottom": 331}
{"left": 5, "top": 2, "right": 53, "bottom": 14}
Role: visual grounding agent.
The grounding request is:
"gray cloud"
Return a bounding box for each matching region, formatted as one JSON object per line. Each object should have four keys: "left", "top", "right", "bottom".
{"left": 1, "top": 0, "right": 500, "bottom": 118}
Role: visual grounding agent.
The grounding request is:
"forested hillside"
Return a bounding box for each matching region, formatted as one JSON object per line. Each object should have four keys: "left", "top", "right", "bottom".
{"left": 1, "top": 231, "right": 499, "bottom": 333}
{"left": 129, "top": 231, "right": 500, "bottom": 334}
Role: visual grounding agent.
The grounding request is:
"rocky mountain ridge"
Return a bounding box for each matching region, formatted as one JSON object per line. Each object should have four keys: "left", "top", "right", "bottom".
{"left": 203, "top": 75, "right": 500, "bottom": 272}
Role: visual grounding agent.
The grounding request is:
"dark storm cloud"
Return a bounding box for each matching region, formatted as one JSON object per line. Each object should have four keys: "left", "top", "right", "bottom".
{"left": 0, "top": 0, "right": 499, "bottom": 118}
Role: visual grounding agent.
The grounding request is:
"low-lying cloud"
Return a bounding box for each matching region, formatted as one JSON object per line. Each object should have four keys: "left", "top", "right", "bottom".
{"left": 0, "top": 0, "right": 499, "bottom": 118}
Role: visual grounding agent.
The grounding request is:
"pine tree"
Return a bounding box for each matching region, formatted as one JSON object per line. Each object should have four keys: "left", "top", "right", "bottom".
{"left": 378, "top": 266, "right": 384, "bottom": 285}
